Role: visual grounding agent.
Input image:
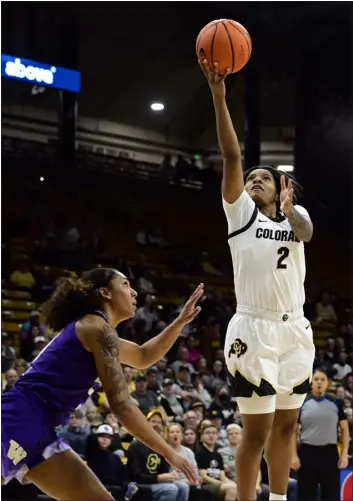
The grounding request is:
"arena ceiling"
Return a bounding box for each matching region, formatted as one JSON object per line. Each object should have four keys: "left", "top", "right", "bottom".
{"left": 2, "top": 2, "right": 350, "bottom": 147}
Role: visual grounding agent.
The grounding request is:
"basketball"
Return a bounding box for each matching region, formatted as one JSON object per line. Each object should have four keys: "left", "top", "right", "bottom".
{"left": 196, "top": 19, "right": 252, "bottom": 74}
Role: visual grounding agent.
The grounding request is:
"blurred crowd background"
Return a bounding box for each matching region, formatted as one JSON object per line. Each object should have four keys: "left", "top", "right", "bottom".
{"left": 2, "top": 2, "right": 352, "bottom": 500}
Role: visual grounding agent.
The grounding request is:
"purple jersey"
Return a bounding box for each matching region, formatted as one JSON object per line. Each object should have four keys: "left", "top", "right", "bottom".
{"left": 2, "top": 311, "right": 106, "bottom": 484}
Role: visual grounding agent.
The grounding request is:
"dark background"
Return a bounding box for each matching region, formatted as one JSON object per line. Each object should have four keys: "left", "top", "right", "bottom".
{"left": 2, "top": 1, "right": 352, "bottom": 245}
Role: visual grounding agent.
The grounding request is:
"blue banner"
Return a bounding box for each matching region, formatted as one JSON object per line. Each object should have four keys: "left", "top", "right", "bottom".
{"left": 1, "top": 54, "right": 81, "bottom": 93}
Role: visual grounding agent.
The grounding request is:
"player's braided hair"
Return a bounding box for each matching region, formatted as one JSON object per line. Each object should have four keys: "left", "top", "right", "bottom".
{"left": 42, "top": 268, "right": 118, "bottom": 332}
{"left": 244, "top": 165, "right": 303, "bottom": 210}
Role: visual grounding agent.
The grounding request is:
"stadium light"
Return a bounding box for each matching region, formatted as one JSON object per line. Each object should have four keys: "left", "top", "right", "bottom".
{"left": 277, "top": 165, "right": 294, "bottom": 172}
{"left": 150, "top": 102, "right": 164, "bottom": 111}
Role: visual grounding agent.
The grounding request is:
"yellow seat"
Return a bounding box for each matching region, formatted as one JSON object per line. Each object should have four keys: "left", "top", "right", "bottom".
{"left": 1, "top": 289, "right": 32, "bottom": 300}
{"left": 2, "top": 322, "right": 21, "bottom": 333}
{"left": 1, "top": 299, "right": 36, "bottom": 311}
{"left": 2, "top": 310, "right": 30, "bottom": 322}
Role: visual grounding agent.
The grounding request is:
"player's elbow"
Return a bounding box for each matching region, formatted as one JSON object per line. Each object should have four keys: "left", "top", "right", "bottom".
{"left": 133, "top": 346, "right": 152, "bottom": 369}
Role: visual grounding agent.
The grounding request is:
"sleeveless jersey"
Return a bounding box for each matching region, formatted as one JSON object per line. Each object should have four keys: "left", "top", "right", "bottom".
{"left": 14, "top": 311, "right": 106, "bottom": 425}
{"left": 223, "top": 190, "right": 308, "bottom": 312}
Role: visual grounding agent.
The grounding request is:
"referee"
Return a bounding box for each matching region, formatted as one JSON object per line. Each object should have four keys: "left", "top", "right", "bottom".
{"left": 291, "top": 369, "right": 350, "bottom": 500}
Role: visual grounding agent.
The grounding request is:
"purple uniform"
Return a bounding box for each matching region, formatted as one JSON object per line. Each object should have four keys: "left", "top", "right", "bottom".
{"left": 1, "top": 312, "right": 106, "bottom": 484}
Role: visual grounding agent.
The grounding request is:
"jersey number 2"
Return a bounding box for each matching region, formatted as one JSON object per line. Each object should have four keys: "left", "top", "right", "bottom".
{"left": 277, "top": 247, "right": 289, "bottom": 269}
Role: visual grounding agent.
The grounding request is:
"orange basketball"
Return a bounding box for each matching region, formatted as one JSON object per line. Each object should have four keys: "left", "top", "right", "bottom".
{"left": 196, "top": 19, "right": 252, "bottom": 74}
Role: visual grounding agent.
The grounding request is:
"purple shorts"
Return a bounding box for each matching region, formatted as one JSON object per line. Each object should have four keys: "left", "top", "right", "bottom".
{"left": 1, "top": 388, "right": 70, "bottom": 484}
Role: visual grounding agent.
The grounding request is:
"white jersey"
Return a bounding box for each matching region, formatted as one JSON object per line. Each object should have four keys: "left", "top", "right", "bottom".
{"left": 223, "top": 190, "right": 309, "bottom": 312}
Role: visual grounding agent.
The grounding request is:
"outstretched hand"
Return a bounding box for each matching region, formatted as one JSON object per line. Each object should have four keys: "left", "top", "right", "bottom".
{"left": 165, "top": 449, "right": 198, "bottom": 485}
{"left": 177, "top": 283, "right": 204, "bottom": 325}
{"left": 198, "top": 59, "right": 229, "bottom": 99}
{"left": 280, "top": 175, "right": 294, "bottom": 216}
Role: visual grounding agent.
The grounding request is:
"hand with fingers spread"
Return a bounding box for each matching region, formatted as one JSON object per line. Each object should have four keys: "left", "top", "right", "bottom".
{"left": 198, "top": 59, "right": 229, "bottom": 99}
{"left": 177, "top": 283, "right": 204, "bottom": 325}
{"left": 164, "top": 449, "right": 199, "bottom": 485}
{"left": 280, "top": 175, "right": 295, "bottom": 217}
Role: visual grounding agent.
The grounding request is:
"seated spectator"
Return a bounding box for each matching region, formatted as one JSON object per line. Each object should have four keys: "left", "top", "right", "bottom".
{"left": 344, "top": 374, "right": 353, "bottom": 400}
{"left": 57, "top": 409, "right": 90, "bottom": 458}
{"left": 1, "top": 333, "right": 16, "bottom": 372}
{"left": 123, "top": 365, "right": 136, "bottom": 393}
{"left": 207, "top": 361, "right": 227, "bottom": 394}
{"left": 195, "top": 357, "right": 209, "bottom": 376}
{"left": 116, "top": 255, "right": 135, "bottom": 281}
{"left": 62, "top": 225, "right": 80, "bottom": 246}
{"left": 186, "top": 336, "right": 202, "bottom": 367}
{"left": 313, "top": 348, "right": 337, "bottom": 378}
{"left": 336, "top": 385, "right": 346, "bottom": 400}
{"left": 85, "top": 424, "right": 129, "bottom": 494}
{"left": 332, "top": 352, "right": 352, "bottom": 380}
{"left": 9, "top": 260, "right": 35, "bottom": 290}
{"left": 155, "top": 357, "right": 168, "bottom": 385}
{"left": 324, "top": 337, "right": 338, "bottom": 365}
{"left": 168, "top": 423, "right": 213, "bottom": 500}
{"left": 136, "top": 272, "right": 156, "bottom": 295}
{"left": 3, "top": 369, "right": 19, "bottom": 393}
{"left": 159, "top": 378, "right": 185, "bottom": 422}
{"left": 32, "top": 335, "right": 47, "bottom": 359}
{"left": 208, "top": 387, "right": 235, "bottom": 427}
{"left": 190, "top": 401, "right": 206, "bottom": 424}
{"left": 148, "top": 228, "right": 170, "bottom": 248}
{"left": 207, "top": 408, "right": 228, "bottom": 449}
{"left": 85, "top": 406, "right": 103, "bottom": 433}
{"left": 104, "top": 413, "right": 126, "bottom": 455}
{"left": 171, "top": 347, "right": 195, "bottom": 376}
{"left": 135, "top": 294, "right": 159, "bottom": 331}
{"left": 183, "top": 427, "right": 198, "bottom": 451}
{"left": 20, "top": 310, "right": 46, "bottom": 339}
{"left": 136, "top": 229, "right": 148, "bottom": 246}
{"left": 315, "top": 293, "right": 337, "bottom": 323}
{"left": 13, "top": 358, "right": 28, "bottom": 376}
{"left": 173, "top": 366, "right": 200, "bottom": 409}
{"left": 218, "top": 424, "right": 242, "bottom": 483}
{"left": 195, "top": 424, "right": 237, "bottom": 500}
{"left": 183, "top": 410, "right": 199, "bottom": 432}
{"left": 127, "top": 409, "right": 189, "bottom": 501}
{"left": 146, "top": 367, "right": 161, "bottom": 395}
{"left": 131, "top": 373, "right": 161, "bottom": 415}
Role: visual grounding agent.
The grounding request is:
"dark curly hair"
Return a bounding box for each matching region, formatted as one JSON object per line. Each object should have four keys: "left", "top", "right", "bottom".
{"left": 244, "top": 165, "right": 303, "bottom": 211}
{"left": 42, "top": 268, "right": 119, "bottom": 332}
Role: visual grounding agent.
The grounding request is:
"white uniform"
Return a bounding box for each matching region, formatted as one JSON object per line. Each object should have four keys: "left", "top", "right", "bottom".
{"left": 223, "top": 190, "right": 315, "bottom": 414}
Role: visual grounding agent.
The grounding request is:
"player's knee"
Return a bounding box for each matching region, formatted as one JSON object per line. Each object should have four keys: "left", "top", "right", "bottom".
{"left": 243, "top": 426, "right": 270, "bottom": 450}
{"left": 273, "top": 416, "right": 298, "bottom": 441}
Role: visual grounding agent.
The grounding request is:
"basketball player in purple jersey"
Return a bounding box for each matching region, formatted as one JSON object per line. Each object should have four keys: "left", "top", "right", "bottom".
{"left": 2, "top": 268, "right": 202, "bottom": 499}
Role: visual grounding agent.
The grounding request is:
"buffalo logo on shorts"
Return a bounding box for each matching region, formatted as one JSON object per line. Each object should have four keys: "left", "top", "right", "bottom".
{"left": 228, "top": 338, "right": 248, "bottom": 359}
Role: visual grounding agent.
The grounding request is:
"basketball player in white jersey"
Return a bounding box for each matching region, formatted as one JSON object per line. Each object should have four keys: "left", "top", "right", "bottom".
{"left": 199, "top": 59, "right": 315, "bottom": 501}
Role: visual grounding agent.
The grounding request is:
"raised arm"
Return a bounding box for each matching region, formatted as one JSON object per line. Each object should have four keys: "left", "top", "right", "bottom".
{"left": 199, "top": 59, "right": 244, "bottom": 204}
{"left": 76, "top": 316, "right": 197, "bottom": 484}
{"left": 280, "top": 176, "right": 313, "bottom": 242}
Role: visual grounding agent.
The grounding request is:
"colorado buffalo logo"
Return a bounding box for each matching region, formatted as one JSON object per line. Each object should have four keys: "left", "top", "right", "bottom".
{"left": 228, "top": 338, "right": 248, "bottom": 359}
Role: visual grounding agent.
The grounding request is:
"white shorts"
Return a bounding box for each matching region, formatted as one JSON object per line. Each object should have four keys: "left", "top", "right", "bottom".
{"left": 224, "top": 305, "right": 316, "bottom": 414}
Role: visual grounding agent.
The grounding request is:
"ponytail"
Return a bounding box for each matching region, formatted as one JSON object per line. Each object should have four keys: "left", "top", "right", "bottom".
{"left": 42, "top": 268, "right": 119, "bottom": 332}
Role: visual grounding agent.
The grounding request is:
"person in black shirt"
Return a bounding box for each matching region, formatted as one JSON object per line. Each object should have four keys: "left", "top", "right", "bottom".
{"left": 131, "top": 373, "right": 161, "bottom": 415}
{"left": 86, "top": 424, "right": 128, "bottom": 496}
{"left": 127, "top": 409, "right": 190, "bottom": 501}
{"left": 195, "top": 425, "right": 237, "bottom": 500}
